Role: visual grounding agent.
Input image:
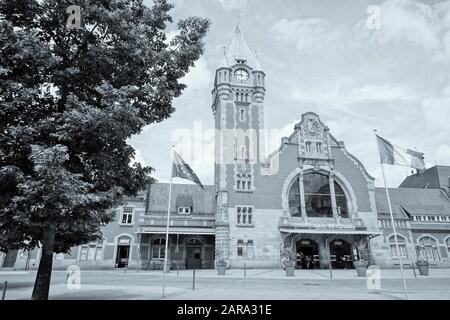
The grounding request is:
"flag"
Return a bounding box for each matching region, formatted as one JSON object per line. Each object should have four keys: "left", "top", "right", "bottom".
{"left": 376, "top": 135, "right": 425, "bottom": 171}
{"left": 172, "top": 151, "right": 204, "bottom": 189}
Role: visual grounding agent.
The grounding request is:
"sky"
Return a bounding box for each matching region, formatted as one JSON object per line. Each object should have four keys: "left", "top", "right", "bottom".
{"left": 134, "top": 0, "right": 450, "bottom": 187}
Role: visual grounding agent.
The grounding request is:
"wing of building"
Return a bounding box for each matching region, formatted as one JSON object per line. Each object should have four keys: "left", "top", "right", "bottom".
{"left": 3, "top": 27, "right": 450, "bottom": 271}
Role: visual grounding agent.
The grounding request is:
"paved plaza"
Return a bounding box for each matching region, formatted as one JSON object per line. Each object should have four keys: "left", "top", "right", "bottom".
{"left": 1, "top": 268, "right": 450, "bottom": 300}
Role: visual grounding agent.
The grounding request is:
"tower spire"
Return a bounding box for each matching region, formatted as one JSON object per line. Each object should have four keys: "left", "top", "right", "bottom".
{"left": 217, "top": 14, "right": 262, "bottom": 70}
{"left": 235, "top": 9, "right": 241, "bottom": 33}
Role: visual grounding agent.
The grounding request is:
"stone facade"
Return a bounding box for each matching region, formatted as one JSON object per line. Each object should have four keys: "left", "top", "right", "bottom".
{"left": 2, "top": 27, "right": 450, "bottom": 271}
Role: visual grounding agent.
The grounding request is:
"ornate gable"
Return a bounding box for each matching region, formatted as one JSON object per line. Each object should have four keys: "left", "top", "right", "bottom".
{"left": 295, "top": 112, "right": 331, "bottom": 162}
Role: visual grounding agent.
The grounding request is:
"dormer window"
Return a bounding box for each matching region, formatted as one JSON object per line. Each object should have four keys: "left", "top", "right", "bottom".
{"left": 177, "top": 206, "right": 192, "bottom": 214}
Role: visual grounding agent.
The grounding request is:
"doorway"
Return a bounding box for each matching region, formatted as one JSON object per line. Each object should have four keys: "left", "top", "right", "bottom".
{"left": 295, "top": 239, "right": 319, "bottom": 269}
{"left": 116, "top": 245, "right": 130, "bottom": 268}
{"left": 330, "top": 239, "right": 352, "bottom": 269}
{"left": 2, "top": 250, "right": 18, "bottom": 268}
{"left": 186, "top": 247, "right": 202, "bottom": 269}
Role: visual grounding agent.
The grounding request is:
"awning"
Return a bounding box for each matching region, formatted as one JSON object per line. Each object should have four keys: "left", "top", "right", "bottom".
{"left": 136, "top": 227, "right": 215, "bottom": 235}
{"left": 279, "top": 228, "right": 382, "bottom": 237}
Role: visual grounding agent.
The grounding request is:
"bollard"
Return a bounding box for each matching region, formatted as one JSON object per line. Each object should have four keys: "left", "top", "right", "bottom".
{"left": 177, "top": 264, "right": 179, "bottom": 276}
{"left": 244, "top": 263, "right": 246, "bottom": 278}
{"left": 329, "top": 263, "right": 333, "bottom": 279}
{"left": 2, "top": 281, "right": 7, "bottom": 300}
{"left": 411, "top": 263, "right": 417, "bottom": 278}
{"left": 192, "top": 268, "right": 196, "bottom": 291}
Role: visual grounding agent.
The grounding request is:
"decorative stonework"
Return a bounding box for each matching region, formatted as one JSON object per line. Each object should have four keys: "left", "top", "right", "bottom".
{"left": 236, "top": 161, "right": 251, "bottom": 174}
{"left": 300, "top": 113, "right": 324, "bottom": 139}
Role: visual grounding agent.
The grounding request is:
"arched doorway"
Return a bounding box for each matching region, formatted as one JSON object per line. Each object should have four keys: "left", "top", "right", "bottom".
{"left": 330, "top": 239, "right": 352, "bottom": 269}
{"left": 295, "top": 239, "right": 319, "bottom": 269}
{"left": 116, "top": 235, "right": 132, "bottom": 268}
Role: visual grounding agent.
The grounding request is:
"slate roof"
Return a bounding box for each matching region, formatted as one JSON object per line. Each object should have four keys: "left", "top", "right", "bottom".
{"left": 146, "top": 183, "right": 215, "bottom": 215}
{"left": 399, "top": 165, "right": 450, "bottom": 193}
{"left": 375, "top": 187, "right": 450, "bottom": 218}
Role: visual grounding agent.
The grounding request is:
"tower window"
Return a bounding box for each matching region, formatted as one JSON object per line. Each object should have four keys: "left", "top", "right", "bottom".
{"left": 239, "top": 108, "right": 246, "bottom": 122}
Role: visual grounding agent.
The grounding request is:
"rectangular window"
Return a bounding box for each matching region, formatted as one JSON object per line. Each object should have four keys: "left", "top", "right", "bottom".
{"left": 236, "top": 174, "right": 252, "bottom": 191}
{"left": 236, "top": 206, "right": 254, "bottom": 226}
{"left": 389, "top": 242, "right": 407, "bottom": 259}
{"left": 121, "top": 206, "right": 134, "bottom": 225}
{"left": 80, "top": 246, "right": 88, "bottom": 260}
{"left": 80, "top": 242, "right": 103, "bottom": 261}
{"left": 95, "top": 246, "right": 103, "bottom": 260}
{"left": 237, "top": 240, "right": 244, "bottom": 256}
{"left": 87, "top": 245, "right": 96, "bottom": 260}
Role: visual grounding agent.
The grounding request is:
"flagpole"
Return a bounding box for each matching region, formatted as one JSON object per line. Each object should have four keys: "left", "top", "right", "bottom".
{"left": 375, "top": 131, "right": 408, "bottom": 300}
{"left": 162, "top": 146, "right": 174, "bottom": 298}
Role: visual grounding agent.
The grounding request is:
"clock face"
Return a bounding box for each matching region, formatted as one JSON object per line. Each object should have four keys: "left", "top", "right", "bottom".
{"left": 234, "top": 69, "right": 249, "bottom": 82}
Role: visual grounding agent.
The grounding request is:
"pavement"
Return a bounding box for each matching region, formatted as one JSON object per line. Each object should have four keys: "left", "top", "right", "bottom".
{"left": 1, "top": 267, "right": 450, "bottom": 300}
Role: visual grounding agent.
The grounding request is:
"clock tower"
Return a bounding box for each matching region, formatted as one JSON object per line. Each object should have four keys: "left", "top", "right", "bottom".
{"left": 212, "top": 24, "right": 266, "bottom": 264}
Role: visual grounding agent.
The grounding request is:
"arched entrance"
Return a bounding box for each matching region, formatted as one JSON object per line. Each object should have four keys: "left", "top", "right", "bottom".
{"left": 295, "top": 239, "right": 319, "bottom": 269}
{"left": 116, "top": 235, "right": 132, "bottom": 268}
{"left": 330, "top": 239, "right": 352, "bottom": 269}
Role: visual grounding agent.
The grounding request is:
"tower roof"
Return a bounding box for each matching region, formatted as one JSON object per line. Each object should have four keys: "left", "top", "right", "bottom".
{"left": 219, "top": 25, "right": 262, "bottom": 70}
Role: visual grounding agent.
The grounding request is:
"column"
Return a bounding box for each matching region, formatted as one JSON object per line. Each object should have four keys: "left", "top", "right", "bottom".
{"left": 329, "top": 172, "right": 339, "bottom": 221}
{"left": 298, "top": 171, "right": 307, "bottom": 222}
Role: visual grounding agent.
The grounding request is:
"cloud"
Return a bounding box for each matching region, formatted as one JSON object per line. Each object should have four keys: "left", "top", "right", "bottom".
{"left": 180, "top": 57, "right": 211, "bottom": 92}
{"left": 436, "top": 144, "right": 450, "bottom": 163}
{"left": 349, "top": 84, "right": 417, "bottom": 101}
{"left": 269, "top": 17, "right": 345, "bottom": 57}
{"left": 363, "top": 0, "right": 450, "bottom": 63}
{"left": 211, "top": 0, "right": 249, "bottom": 11}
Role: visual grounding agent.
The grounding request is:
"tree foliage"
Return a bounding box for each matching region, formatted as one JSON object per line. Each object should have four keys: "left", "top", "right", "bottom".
{"left": 0, "top": 0, "right": 209, "bottom": 276}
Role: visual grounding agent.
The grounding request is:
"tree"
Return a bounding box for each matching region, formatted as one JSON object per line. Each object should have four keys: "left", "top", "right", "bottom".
{"left": 0, "top": 0, "right": 210, "bottom": 300}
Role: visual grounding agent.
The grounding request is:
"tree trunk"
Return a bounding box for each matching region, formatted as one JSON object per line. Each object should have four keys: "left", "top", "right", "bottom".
{"left": 31, "top": 225, "right": 55, "bottom": 300}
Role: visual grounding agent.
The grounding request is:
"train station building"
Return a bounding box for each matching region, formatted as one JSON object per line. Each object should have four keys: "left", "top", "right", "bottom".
{"left": 2, "top": 26, "right": 450, "bottom": 271}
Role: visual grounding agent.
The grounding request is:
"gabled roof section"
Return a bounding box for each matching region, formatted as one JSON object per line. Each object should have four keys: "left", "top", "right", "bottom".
{"left": 375, "top": 187, "right": 450, "bottom": 218}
